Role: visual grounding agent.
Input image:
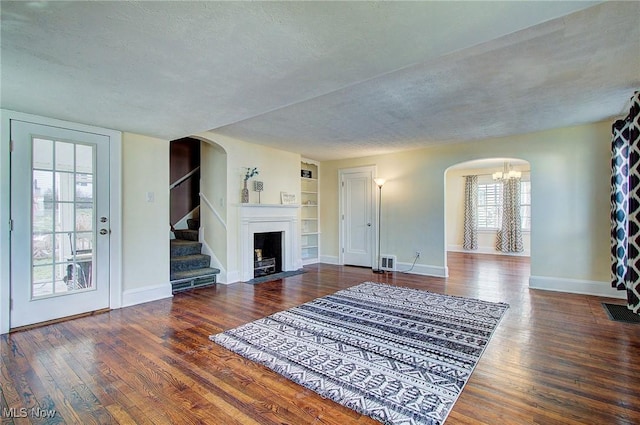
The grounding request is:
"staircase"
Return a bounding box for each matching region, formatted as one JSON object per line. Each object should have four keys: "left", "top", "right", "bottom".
{"left": 170, "top": 219, "right": 220, "bottom": 293}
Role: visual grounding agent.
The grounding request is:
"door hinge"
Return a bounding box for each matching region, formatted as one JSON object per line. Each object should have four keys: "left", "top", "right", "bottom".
{"left": 341, "top": 181, "right": 344, "bottom": 187}
{"left": 10, "top": 140, "right": 14, "bottom": 152}
{"left": 9, "top": 298, "right": 13, "bottom": 311}
{"left": 9, "top": 219, "right": 13, "bottom": 231}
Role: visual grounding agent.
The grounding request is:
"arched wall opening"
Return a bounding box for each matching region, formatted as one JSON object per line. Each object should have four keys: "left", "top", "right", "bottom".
{"left": 444, "top": 157, "right": 531, "bottom": 266}
{"left": 191, "top": 135, "right": 229, "bottom": 282}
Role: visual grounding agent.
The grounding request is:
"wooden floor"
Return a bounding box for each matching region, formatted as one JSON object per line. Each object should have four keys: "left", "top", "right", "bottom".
{"left": 2, "top": 252, "right": 639, "bottom": 424}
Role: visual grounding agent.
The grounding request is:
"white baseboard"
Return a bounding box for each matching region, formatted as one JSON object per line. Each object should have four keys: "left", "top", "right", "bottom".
{"left": 223, "top": 270, "right": 240, "bottom": 284}
{"left": 320, "top": 255, "right": 340, "bottom": 265}
{"left": 122, "top": 283, "right": 173, "bottom": 307}
{"left": 317, "top": 256, "right": 447, "bottom": 277}
{"left": 448, "top": 244, "right": 530, "bottom": 257}
{"left": 396, "top": 262, "right": 448, "bottom": 278}
{"left": 529, "top": 275, "right": 626, "bottom": 299}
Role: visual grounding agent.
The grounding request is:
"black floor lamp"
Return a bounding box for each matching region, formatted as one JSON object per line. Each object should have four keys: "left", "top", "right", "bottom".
{"left": 373, "top": 178, "right": 386, "bottom": 274}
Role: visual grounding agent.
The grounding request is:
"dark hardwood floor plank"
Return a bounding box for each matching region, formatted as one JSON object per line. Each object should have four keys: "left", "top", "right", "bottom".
{"left": 105, "top": 328, "right": 264, "bottom": 425}
{"left": 2, "top": 252, "right": 639, "bottom": 424}
{"left": 127, "top": 316, "right": 371, "bottom": 424}
{"left": 1, "top": 332, "right": 68, "bottom": 424}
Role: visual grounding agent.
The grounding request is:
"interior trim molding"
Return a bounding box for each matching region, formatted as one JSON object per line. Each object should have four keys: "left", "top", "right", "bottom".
{"left": 200, "top": 236, "right": 227, "bottom": 283}
{"left": 319, "top": 255, "right": 339, "bottom": 265}
{"left": 529, "top": 275, "right": 626, "bottom": 299}
{"left": 447, "top": 244, "right": 530, "bottom": 257}
{"left": 317, "top": 258, "right": 447, "bottom": 277}
{"left": 225, "top": 270, "right": 240, "bottom": 284}
{"left": 0, "top": 109, "right": 123, "bottom": 334}
{"left": 338, "top": 165, "right": 377, "bottom": 267}
{"left": 398, "top": 262, "right": 449, "bottom": 278}
{"left": 238, "top": 205, "right": 300, "bottom": 282}
{"left": 122, "top": 283, "right": 173, "bottom": 308}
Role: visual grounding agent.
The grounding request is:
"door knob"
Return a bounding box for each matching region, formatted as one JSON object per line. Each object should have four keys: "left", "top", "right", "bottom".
{"left": 99, "top": 229, "right": 109, "bottom": 235}
{"left": 367, "top": 223, "right": 372, "bottom": 227}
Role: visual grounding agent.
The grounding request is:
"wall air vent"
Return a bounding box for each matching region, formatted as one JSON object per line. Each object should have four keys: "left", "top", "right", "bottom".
{"left": 380, "top": 255, "right": 396, "bottom": 271}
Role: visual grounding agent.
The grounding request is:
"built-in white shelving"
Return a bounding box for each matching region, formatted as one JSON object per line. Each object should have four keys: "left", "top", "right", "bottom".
{"left": 301, "top": 159, "right": 319, "bottom": 265}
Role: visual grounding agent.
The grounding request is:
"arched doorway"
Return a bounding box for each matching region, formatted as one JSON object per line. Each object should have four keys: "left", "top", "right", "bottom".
{"left": 170, "top": 136, "right": 229, "bottom": 289}
{"left": 444, "top": 158, "right": 531, "bottom": 263}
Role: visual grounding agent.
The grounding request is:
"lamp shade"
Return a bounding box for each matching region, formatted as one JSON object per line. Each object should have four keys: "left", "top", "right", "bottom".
{"left": 374, "top": 178, "right": 386, "bottom": 187}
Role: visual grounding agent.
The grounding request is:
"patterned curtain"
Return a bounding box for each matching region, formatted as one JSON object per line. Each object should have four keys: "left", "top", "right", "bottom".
{"left": 610, "top": 91, "right": 640, "bottom": 313}
{"left": 496, "top": 177, "right": 524, "bottom": 253}
{"left": 463, "top": 175, "right": 478, "bottom": 250}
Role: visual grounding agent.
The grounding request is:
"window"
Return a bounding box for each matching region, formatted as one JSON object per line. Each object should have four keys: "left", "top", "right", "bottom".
{"left": 477, "top": 183, "right": 502, "bottom": 229}
{"left": 477, "top": 177, "right": 530, "bottom": 231}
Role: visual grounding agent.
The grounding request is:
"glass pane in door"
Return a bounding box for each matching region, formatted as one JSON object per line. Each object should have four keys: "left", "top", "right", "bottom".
{"left": 31, "top": 138, "right": 96, "bottom": 299}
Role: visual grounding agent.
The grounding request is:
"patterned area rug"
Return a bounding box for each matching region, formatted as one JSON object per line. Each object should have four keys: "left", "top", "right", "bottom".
{"left": 210, "top": 282, "right": 509, "bottom": 425}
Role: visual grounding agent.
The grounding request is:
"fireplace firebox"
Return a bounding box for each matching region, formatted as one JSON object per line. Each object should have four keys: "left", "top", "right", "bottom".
{"left": 253, "top": 231, "right": 283, "bottom": 278}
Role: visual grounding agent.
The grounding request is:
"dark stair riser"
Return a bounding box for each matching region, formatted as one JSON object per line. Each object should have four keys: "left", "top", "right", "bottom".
{"left": 171, "top": 267, "right": 220, "bottom": 281}
{"left": 172, "top": 278, "right": 216, "bottom": 293}
{"left": 171, "top": 254, "right": 211, "bottom": 273}
{"left": 170, "top": 240, "right": 202, "bottom": 257}
{"left": 171, "top": 222, "right": 220, "bottom": 292}
{"left": 173, "top": 229, "right": 198, "bottom": 241}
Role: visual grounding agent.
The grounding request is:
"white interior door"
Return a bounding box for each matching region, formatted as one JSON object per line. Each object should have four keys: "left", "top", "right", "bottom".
{"left": 340, "top": 168, "right": 375, "bottom": 267}
{"left": 10, "top": 120, "right": 110, "bottom": 328}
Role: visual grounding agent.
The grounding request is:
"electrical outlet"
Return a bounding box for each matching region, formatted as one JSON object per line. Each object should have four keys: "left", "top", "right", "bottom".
{"left": 415, "top": 251, "right": 421, "bottom": 258}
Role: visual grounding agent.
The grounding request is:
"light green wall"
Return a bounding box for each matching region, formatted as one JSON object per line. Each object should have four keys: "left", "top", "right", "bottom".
{"left": 122, "top": 132, "right": 170, "bottom": 291}
{"left": 199, "top": 132, "right": 301, "bottom": 205}
{"left": 200, "top": 141, "right": 228, "bottom": 277}
{"left": 0, "top": 114, "right": 617, "bottom": 327}
{"left": 197, "top": 131, "right": 301, "bottom": 281}
{"left": 121, "top": 130, "right": 302, "bottom": 290}
{"left": 119, "top": 121, "right": 613, "bottom": 292}
{"left": 320, "top": 121, "right": 612, "bottom": 284}
{"left": 445, "top": 165, "right": 531, "bottom": 255}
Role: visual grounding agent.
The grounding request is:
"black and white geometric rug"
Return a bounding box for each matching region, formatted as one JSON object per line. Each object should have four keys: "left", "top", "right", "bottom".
{"left": 210, "top": 282, "right": 509, "bottom": 425}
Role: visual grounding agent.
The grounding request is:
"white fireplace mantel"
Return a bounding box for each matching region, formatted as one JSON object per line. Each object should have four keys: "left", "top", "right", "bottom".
{"left": 238, "top": 204, "right": 301, "bottom": 281}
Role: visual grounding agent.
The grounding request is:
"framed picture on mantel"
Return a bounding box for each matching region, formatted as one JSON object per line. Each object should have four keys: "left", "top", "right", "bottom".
{"left": 281, "top": 192, "right": 297, "bottom": 205}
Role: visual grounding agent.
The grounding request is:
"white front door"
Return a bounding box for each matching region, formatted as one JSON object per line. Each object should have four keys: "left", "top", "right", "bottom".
{"left": 340, "top": 167, "right": 375, "bottom": 267}
{"left": 10, "top": 120, "right": 111, "bottom": 328}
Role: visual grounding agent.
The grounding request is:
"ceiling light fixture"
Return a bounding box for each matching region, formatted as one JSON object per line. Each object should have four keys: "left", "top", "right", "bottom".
{"left": 492, "top": 162, "right": 521, "bottom": 181}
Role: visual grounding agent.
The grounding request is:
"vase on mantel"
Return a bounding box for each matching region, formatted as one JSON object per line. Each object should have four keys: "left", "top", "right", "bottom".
{"left": 241, "top": 180, "right": 249, "bottom": 203}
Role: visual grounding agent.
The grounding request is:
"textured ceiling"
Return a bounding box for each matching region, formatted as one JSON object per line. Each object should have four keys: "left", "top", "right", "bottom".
{"left": 1, "top": 1, "right": 638, "bottom": 161}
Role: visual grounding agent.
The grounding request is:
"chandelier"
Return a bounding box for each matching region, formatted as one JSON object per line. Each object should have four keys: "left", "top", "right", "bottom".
{"left": 492, "top": 162, "right": 521, "bottom": 181}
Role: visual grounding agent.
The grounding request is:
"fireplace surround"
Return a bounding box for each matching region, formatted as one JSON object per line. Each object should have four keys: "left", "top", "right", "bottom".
{"left": 239, "top": 204, "right": 301, "bottom": 282}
